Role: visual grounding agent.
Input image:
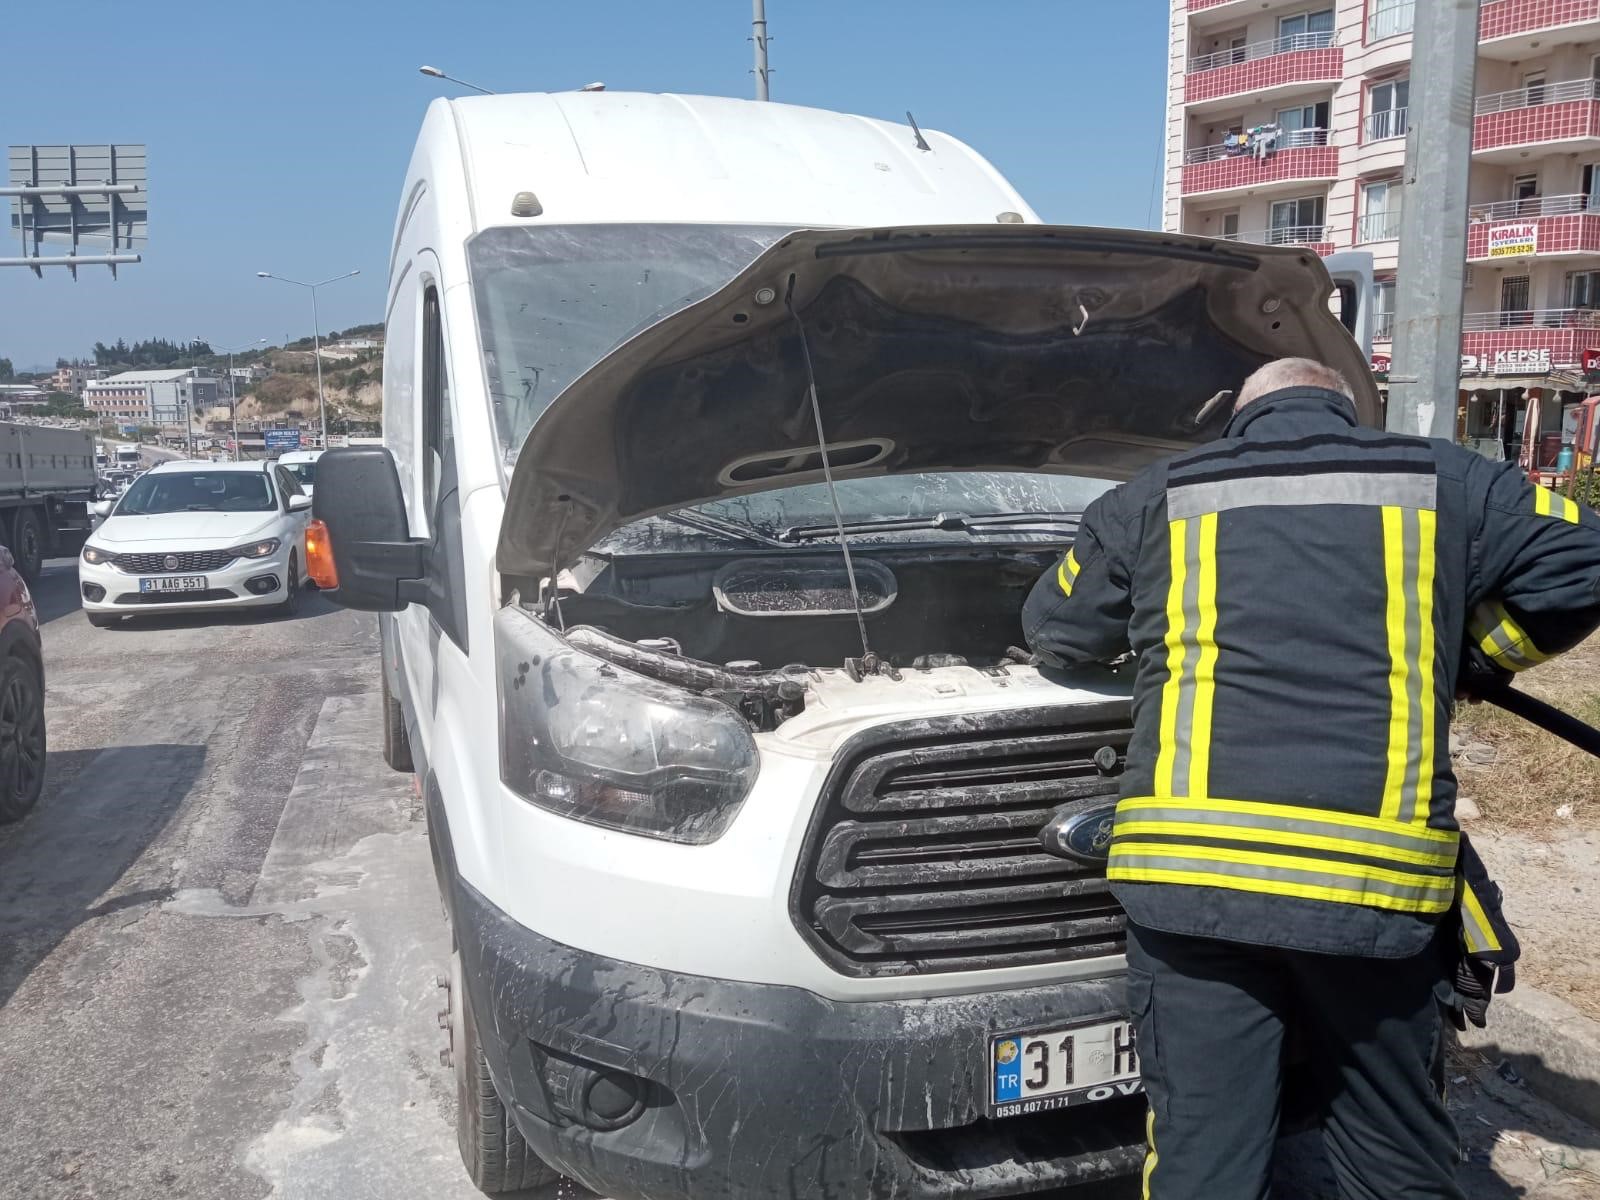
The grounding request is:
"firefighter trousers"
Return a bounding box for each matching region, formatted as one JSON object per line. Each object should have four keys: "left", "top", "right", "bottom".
{"left": 1126, "top": 920, "right": 1462, "bottom": 1200}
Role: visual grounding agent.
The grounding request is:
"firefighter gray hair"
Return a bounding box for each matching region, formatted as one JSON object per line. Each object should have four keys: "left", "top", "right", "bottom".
{"left": 1235, "top": 358, "right": 1354, "bottom": 412}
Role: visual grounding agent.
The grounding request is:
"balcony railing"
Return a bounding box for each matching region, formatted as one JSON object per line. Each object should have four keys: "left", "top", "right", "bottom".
{"left": 1367, "top": 1, "right": 1414, "bottom": 41}
{"left": 1375, "top": 311, "right": 1396, "bottom": 339}
{"left": 1188, "top": 30, "right": 1336, "bottom": 74}
{"left": 1475, "top": 77, "right": 1600, "bottom": 116}
{"left": 1357, "top": 210, "right": 1404, "bottom": 242}
{"left": 1364, "top": 107, "right": 1410, "bottom": 142}
{"left": 1461, "top": 307, "right": 1600, "bottom": 331}
{"left": 1183, "top": 127, "right": 1329, "bottom": 164}
{"left": 1221, "top": 224, "right": 1329, "bottom": 247}
{"left": 1470, "top": 193, "right": 1598, "bottom": 220}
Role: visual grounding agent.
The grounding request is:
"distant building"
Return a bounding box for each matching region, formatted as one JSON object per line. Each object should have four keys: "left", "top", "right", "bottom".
{"left": 334, "top": 337, "right": 378, "bottom": 350}
{"left": 85, "top": 368, "right": 218, "bottom": 425}
{"left": 49, "top": 364, "right": 107, "bottom": 396}
{"left": 0, "top": 384, "right": 48, "bottom": 408}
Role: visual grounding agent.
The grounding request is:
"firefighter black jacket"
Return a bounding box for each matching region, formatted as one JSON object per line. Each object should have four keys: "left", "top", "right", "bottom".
{"left": 1023, "top": 386, "right": 1600, "bottom": 957}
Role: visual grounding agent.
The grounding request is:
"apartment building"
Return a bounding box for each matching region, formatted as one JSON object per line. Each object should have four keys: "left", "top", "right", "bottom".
{"left": 1164, "top": 0, "right": 1600, "bottom": 465}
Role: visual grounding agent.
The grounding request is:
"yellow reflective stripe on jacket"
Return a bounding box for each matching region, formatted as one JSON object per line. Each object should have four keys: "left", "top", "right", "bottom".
{"left": 1056, "top": 547, "right": 1080, "bottom": 596}
{"left": 1458, "top": 878, "right": 1503, "bottom": 953}
{"left": 1110, "top": 794, "right": 1461, "bottom": 915}
{"left": 1116, "top": 795, "right": 1460, "bottom": 845}
{"left": 1468, "top": 600, "right": 1551, "bottom": 671}
{"left": 1380, "top": 505, "right": 1438, "bottom": 824}
{"left": 1534, "top": 485, "right": 1580, "bottom": 523}
{"left": 1155, "top": 516, "right": 1219, "bottom": 798}
{"left": 1154, "top": 521, "right": 1190, "bottom": 795}
{"left": 1142, "top": 1107, "right": 1158, "bottom": 1200}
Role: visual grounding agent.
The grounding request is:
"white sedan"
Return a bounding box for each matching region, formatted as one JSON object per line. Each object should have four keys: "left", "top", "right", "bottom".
{"left": 78, "top": 460, "right": 312, "bottom": 627}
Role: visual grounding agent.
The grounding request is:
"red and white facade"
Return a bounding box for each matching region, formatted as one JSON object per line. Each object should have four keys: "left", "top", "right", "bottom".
{"left": 1165, "top": 0, "right": 1600, "bottom": 404}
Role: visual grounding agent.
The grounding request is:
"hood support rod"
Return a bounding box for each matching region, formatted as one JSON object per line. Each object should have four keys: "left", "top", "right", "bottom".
{"left": 784, "top": 274, "right": 874, "bottom": 665}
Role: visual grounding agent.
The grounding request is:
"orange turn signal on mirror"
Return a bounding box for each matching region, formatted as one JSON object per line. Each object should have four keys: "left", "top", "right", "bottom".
{"left": 306, "top": 520, "right": 339, "bottom": 590}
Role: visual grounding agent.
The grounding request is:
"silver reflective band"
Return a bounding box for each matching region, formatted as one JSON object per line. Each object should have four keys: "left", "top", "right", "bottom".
{"left": 1168, "top": 471, "right": 1438, "bottom": 519}
{"left": 1109, "top": 845, "right": 1457, "bottom": 911}
{"left": 1116, "top": 803, "right": 1458, "bottom": 867}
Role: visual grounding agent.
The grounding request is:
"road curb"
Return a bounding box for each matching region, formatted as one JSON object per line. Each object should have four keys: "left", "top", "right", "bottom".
{"left": 1457, "top": 981, "right": 1600, "bottom": 1129}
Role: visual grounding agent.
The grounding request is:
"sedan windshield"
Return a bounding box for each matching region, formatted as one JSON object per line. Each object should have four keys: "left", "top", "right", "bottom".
{"left": 469, "top": 223, "right": 792, "bottom": 462}
{"left": 116, "top": 471, "right": 275, "bottom": 515}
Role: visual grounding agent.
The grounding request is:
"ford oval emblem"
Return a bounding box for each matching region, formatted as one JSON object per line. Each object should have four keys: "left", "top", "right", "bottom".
{"left": 1040, "top": 803, "right": 1118, "bottom": 865}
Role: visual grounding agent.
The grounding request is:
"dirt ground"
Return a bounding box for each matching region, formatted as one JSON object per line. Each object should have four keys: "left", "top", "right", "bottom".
{"left": 1451, "top": 634, "right": 1600, "bottom": 1023}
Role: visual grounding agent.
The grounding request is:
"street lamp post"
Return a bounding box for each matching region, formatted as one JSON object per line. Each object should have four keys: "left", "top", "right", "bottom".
{"left": 256, "top": 270, "right": 360, "bottom": 449}
{"left": 204, "top": 338, "right": 267, "bottom": 460}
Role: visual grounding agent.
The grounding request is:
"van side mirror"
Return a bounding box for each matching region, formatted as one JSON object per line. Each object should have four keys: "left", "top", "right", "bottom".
{"left": 312, "top": 447, "right": 429, "bottom": 612}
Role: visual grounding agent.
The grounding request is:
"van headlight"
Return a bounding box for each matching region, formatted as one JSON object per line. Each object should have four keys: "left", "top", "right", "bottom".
{"left": 496, "top": 608, "right": 758, "bottom": 844}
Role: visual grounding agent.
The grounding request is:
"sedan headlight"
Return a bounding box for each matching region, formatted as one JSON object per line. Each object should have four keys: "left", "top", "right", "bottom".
{"left": 229, "top": 538, "right": 282, "bottom": 560}
{"left": 81, "top": 544, "right": 114, "bottom": 565}
{"left": 496, "top": 607, "right": 759, "bottom": 844}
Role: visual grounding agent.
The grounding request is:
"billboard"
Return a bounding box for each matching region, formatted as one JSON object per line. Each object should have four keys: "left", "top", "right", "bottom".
{"left": 264, "top": 428, "right": 302, "bottom": 452}
{"left": 6, "top": 144, "right": 146, "bottom": 276}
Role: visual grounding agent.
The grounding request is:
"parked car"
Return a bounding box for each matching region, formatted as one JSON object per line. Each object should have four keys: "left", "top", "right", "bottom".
{"left": 78, "top": 460, "right": 312, "bottom": 627}
{"left": 0, "top": 541, "right": 44, "bottom": 822}
{"left": 277, "top": 449, "right": 322, "bottom": 497}
{"left": 311, "top": 92, "right": 1377, "bottom": 1200}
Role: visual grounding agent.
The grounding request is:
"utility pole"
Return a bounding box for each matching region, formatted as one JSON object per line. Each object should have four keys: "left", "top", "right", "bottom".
{"left": 752, "top": 0, "right": 771, "bottom": 101}
{"left": 1387, "top": 0, "right": 1479, "bottom": 440}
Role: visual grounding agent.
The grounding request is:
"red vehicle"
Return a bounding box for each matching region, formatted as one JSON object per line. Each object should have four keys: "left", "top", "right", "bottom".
{"left": 0, "top": 540, "right": 45, "bottom": 822}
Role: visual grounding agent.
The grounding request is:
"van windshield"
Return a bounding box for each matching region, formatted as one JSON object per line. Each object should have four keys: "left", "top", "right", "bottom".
{"left": 469, "top": 223, "right": 792, "bottom": 462}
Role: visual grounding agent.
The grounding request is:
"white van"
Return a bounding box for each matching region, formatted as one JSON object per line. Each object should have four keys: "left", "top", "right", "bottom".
{"left": 311, "top": 92, "right": 1378, "bottom": 1199}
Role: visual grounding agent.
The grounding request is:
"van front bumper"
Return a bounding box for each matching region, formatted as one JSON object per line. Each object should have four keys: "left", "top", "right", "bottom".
{"left": 454, "top": 880, "right": 1144, "bottom": 1200}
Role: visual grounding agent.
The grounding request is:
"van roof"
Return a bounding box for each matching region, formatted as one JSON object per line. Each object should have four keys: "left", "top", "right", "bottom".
{"left": 436, "top": 92, "right": 1040, "bottom": 235}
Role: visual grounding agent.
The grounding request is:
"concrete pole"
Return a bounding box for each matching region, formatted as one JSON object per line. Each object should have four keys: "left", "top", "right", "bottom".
{"left": 311, "top": 287, "right": 327, "bottom": 451}
{"left": 1387, "top": 0, "right": 1479, "bottom": 440}
{"left": 752, "top": 0, "right": 770, "bottom": 101}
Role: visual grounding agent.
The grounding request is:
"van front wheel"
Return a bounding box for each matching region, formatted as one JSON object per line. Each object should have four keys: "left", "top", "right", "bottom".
{"left": 448, "top": 947, "right": 564, "bottom": 1196}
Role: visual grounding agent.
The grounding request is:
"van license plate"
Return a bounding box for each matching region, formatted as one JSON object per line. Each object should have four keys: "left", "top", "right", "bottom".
{"left": 140, "top": 576, "right": 207, "bottom": 593}
{"left": 989, "top": 1018, "right": 1142, "bottom": 1118}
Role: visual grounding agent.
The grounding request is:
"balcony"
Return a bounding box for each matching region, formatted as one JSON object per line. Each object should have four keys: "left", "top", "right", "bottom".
{"left": 1460, "top": 308, "right": 1600, "bottom": 374}
{"left": 1357, "top": 210, "right": 1404, "bottom": 242}
{"left": 1368, "top": 2, "right": 1415, "bottom": 42}
{"left": 1221, "top": 225, "right": 1334, "bottom": 255}
{"left": 1184, "top": 33, "right": 1342, "bottom": 107}
{"left": 1479, "top": 0, "right": 1600, "bottom": 59}
{"left": 1473, "top": 78, "right": 1600, "bottom": 161}
{"left": 1181, "top": 129, "right": 1339, "bottom": 196}
{"left": 1465, "top": 194, "right": 1600, "bottom": 260}
{"left": 1375, "top": 311, "right": 1397, "bottom": 340}
{"left": 1364, "top": 107, "right": 1410, "bottom": 143}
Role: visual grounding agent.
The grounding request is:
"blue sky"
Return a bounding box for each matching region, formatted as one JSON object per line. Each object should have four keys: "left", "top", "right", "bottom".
{"left": 2, "top": 0, "right": 1168, "bottom": 368}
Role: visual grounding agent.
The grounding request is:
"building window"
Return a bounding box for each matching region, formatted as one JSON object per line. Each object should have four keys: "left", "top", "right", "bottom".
{"left": 1366, "top": 79, "right": 1410, "bottom": 142}
{"left": 1359, "top": 180, "right": 1403, "bottom": 242}
{"left": 1500, "top": 275, "right": 1531, "bottom": 322}
{"left": 1367, "top": 0, "right": 1414, "bottom": 43}
{"left": 1512, "top": 174, "right": 1540, "bottom": 217}
{"left": 1269, "top": 195, "right": 1326, "bottom": 243}
{"left": 1374, "top": 279, "right": 1396, "bottom": 340}
{"left": 1567, "top": 271, "right": 1600, "bottom": 310}
{"left": 1276, "top": 9, "right": 1334, "bottom": 53}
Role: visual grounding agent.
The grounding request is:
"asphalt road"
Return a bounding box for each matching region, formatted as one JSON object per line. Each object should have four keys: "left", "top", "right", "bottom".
{"left": 0, "top": 558, "right": 1592, "bottom": 1200}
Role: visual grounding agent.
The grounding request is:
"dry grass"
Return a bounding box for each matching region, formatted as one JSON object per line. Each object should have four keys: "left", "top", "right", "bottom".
{"left": 1451, "top": 633, "right": 1600, "bottom": 829}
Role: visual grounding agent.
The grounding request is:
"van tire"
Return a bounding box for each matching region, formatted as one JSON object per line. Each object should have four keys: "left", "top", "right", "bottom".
{"left": 380, "top": 668, "right": 413, "bottom": 773}
{"left": 10, "top": 508, "right": 43, "bottom": 584}
{"left": 450, "top": 948, "right": 564, "bottom": 1196}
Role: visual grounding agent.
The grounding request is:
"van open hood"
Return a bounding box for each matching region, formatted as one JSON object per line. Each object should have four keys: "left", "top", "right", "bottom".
{"left": 498, "top": 225, "right": 1380, "bottom": 579}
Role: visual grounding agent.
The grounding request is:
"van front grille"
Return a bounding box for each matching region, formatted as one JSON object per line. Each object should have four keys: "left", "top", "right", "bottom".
{"left": 790, "top": 703, "right": 1132, "bottom": 977}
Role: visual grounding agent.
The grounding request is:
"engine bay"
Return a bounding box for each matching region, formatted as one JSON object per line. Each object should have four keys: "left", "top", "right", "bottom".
{"left": 539, "top": 544, "right": 1064, "bottom": 731}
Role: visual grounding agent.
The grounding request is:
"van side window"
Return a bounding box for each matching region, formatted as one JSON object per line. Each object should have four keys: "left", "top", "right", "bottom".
{"left": 423, "top": 287, "right": 452, "bottom": 515}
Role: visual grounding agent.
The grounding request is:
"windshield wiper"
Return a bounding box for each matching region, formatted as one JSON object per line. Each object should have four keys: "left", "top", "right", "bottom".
{"left": 657, "top": 510, "right": 789, "bottom": 548}
{"left": 778, "top": 510, "right": 1082, "bottom": 542}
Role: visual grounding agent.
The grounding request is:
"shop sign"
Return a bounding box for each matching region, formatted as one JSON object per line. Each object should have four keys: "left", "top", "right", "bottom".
{"left": 1461, "top": 349, "right": 1554, "bottom": 375}
{"left": 1487, "top": 222, "right": 1538, "bottom": 258}
{"left": 1370, "top": 353, "right": 1391, "bottom": 376}
{"left": 1583, "top": 348, "right": 1600, "bottom": 375}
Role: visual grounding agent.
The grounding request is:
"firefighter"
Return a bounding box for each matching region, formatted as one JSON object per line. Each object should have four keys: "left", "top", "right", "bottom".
{"left": 1023, "top": 358, "right": 1600, "bottom": 1199}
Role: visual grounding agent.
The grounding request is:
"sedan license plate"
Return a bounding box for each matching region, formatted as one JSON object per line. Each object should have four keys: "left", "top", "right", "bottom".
{"left": 990, "top": 1018, "right": 1142, "bottom": 1118}
{"left": 139, "top": 575, "right": 207, "bottom": 594}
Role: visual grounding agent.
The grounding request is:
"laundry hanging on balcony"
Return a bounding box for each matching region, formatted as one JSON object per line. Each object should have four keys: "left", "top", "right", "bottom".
{"left": 1222, "top": 124, "right": 1282, "bottom": 162}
